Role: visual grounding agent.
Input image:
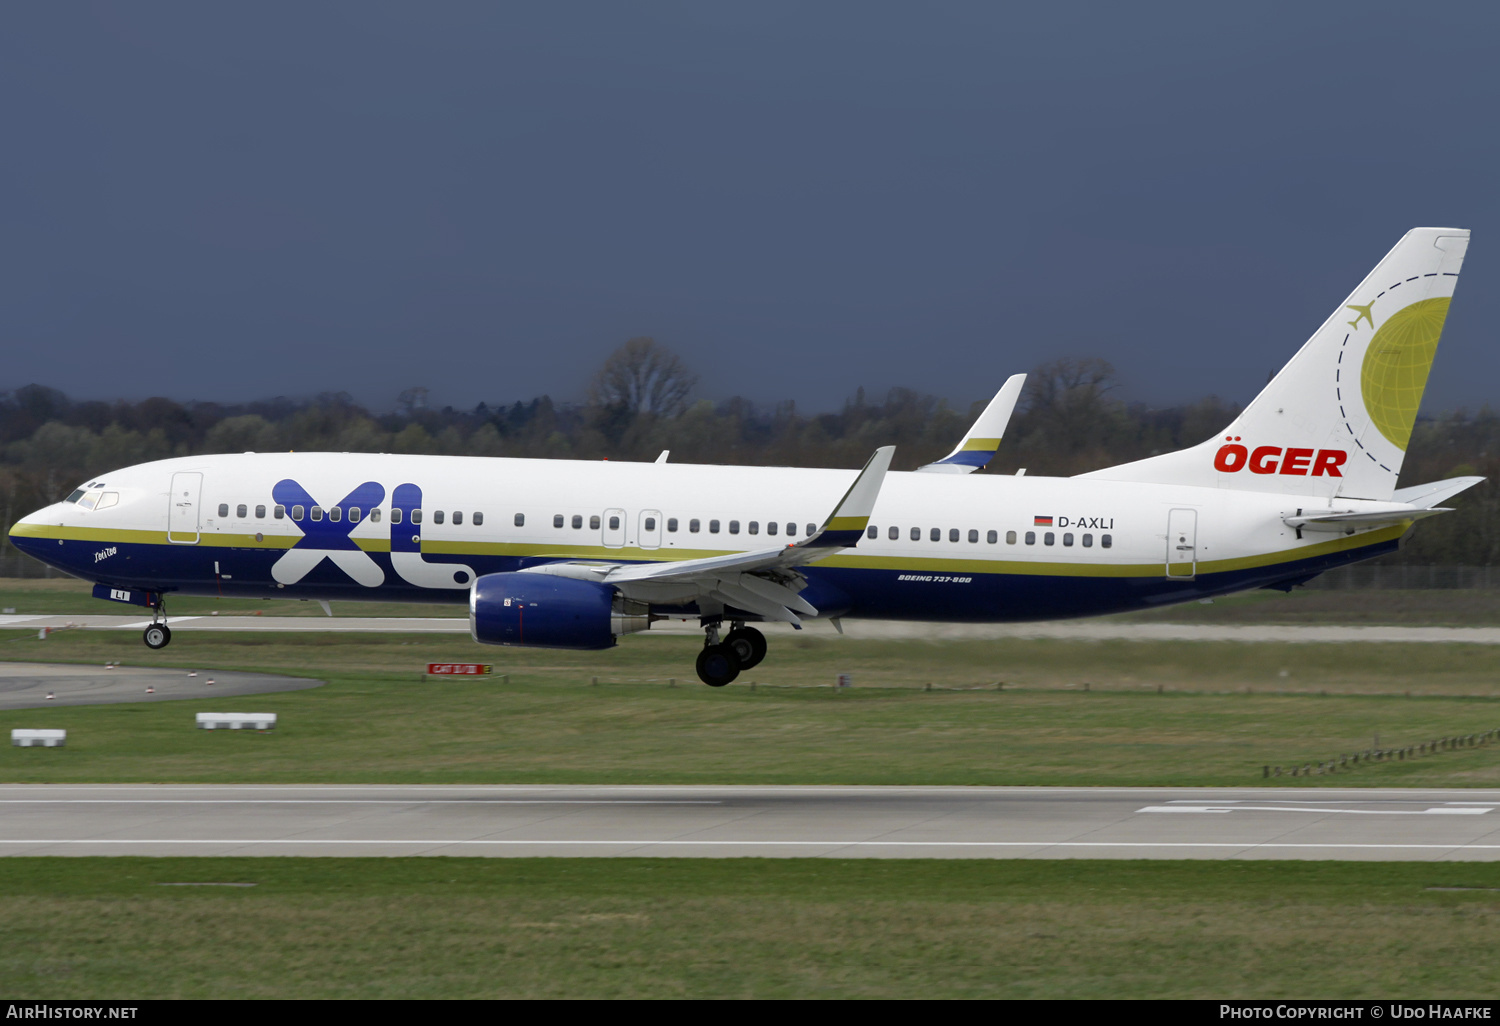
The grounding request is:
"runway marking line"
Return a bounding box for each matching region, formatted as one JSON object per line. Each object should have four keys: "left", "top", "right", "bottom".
{"left": 1141, "top": 805, "right": 1490, "bottom": 815}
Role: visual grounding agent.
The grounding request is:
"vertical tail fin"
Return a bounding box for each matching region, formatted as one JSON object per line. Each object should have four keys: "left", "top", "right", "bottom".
{"left": 1083, "top": 227, "right": 1469, "bottom": 499}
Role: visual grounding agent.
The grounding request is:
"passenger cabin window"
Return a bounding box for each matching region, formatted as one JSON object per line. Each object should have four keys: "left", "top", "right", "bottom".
{"left": 1003, "top": 530, "right": 1014, "bottom": 544}
{"left": 1101, "top": 533, "right": 1113, "bottom": 548}
{"left": 411, "top": 510, "right": 423, "bottom": 524}
{"left": 728, "top": 520, "right": 740, "bottom": 535}
{"left": 767, "top": 522, "right": 777, "bottom": 536}
{"left": 644, "top": 516, "right": 656, "bottom": 531}
{"left": 1062, "top": 532, "right": 1074, "bottom": 546}
{"left": 1082, "top": 533, "right": 1093, "bottom": 547}
{"left": 667, "top": 518, "right": 678, "bottom": 532}
{"left": 512, "top": 513, "right": 523, "bottom": 527}
{"left": 292, "top": 505, "right": 304, "bottom": 521}
{"left": 274, "top": 505, "right": 285, "bottom": 520}
{"left": 1044, "top": 531, "right": 1055, "bottom": 545}
{"left": 866, "top": 525, "right": 877, "bottom": 540}
{"left": 609, "top": 515, "right": 620, "bottom": 530}
{"left": 910, "top": 527, "right": 921, "bottom": 541}
{"left": 806, "top": 523, "right": 816, "bottom": 537}
{"left": 748, "top": 521, "right": 759, "bottom": 535}
{"left": 452, "top": 511, "right": 462, "bottom": 525}
{"left": 590, "top": 515, "right": 601, "bottom": 530}
{"left": 311, "top": 506, "right": 324, "bottom": 521}
{"left": 471, "top": 512, "right": 481, "bottom": 526}
{"left": 329, "top": 506, "right": 341, "bottom": 522}
{"left": 969, "top": 530, "right": 979, "bottom": 543}
{"left": 236, "top": 504, "right": 247, "bottom": 518}
{"left": 949, "top": 528, "right": 959, "bottom": 542}
{"left": 255, "top": 505, "right": 266, "bottom": 519}
{"left": 349, "top": 507, "right": 361, "bottom": 523}
{"left": 709, "top": 520, "right": 721, "bottom": 534}
{"left": 1024, "top": 531, "right": 1035, "bottom": 545}
{"left": 371, "top": 509, "right": 383, "bottom": 523}
{"left": 929, "top": 528, "right": 940, "bottom": 542}
{"left": 689, "top": 519, "right": 700, "bottom": 533}
{"left": 218, "top": 504, "right": 229, "bottom": 518}
{"left": 433, "top": 510, "right": 444, "bottom": 525}
{"left": 786, "top": 523, "right": 797, "bottom": 536}
{"left": 888, "top": 526, "right": 899, "bottom": 540}
{"left": 390, "top": 508, "right": 402, "bottom": 524}
{"left": 572, "top": 515, "right": 583, "bottom": 529}
{"left": 553, "top": 514, "right": 564, "bottom": 528}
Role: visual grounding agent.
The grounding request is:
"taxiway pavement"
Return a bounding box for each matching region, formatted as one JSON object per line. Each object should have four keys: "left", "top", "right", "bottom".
{"left": 1, "top": 785, "right": 1497, "bottom": 859}
{"left": 3, "top": 614, "right": 1499, "bottom": 645}
{"left": 0, "top": 662, "right": 321, "bottom": 710}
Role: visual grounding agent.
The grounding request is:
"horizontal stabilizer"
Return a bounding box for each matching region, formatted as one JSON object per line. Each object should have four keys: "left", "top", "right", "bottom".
{"left": 1392, "top": 475, "right": 1485, "bottom": 508}
{"left": 1282, "top": 507, "right": 1450, "bottom": 532}
{"left": 918, "top": 374, "right": 1025, "bottom": 474}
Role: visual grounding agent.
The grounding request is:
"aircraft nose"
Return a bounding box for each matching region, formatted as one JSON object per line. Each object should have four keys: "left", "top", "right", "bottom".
{"left": 8, "top": 506, "right": 58, "bottom": 557}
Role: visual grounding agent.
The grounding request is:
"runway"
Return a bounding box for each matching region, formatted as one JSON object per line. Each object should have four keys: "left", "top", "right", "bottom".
{"left": 0, "top": 662, "right": 321, "bottom": 710}
{"left": 2, "top": 785, "right": 1498, "bottom": 859}
{"left": 4, "top": 614, "right": 1500, "bottom": 645}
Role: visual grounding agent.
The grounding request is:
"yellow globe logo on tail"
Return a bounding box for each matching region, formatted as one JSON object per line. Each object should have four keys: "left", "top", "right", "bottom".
{"left": 1360, "top": 296, "right": 1450, "bottom": 451}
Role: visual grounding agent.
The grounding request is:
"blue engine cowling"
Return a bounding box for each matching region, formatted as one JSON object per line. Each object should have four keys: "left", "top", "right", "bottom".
{"left": 470, "top": 572, "right": 648, "bottom": 650}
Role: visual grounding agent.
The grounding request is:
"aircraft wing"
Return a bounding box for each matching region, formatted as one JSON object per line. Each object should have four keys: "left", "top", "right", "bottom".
{"left": 916, "top": 374, "right": 1025, "bottom": 474}
{"left": 517, "top": 446, "right": 895, "bottom": 623}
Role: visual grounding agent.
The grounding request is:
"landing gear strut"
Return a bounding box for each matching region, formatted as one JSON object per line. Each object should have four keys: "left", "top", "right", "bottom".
{"left": 142, "top": 594, "right": 171, "bottom": 650}
{"left": 695, "top": 619, "right": 741, "bottom": 687}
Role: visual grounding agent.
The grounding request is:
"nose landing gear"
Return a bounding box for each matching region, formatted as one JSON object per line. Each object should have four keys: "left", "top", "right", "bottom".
{"left": 694, "top": 621, "right": 767, "bottom": 686}
{"left": 141, "top": 594, "right": 171, "bottom": 650}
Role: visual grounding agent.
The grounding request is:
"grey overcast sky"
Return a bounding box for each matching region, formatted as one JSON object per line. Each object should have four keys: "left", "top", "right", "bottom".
{"left": 3, "top": 2, "right": 1498, "bottom": 413}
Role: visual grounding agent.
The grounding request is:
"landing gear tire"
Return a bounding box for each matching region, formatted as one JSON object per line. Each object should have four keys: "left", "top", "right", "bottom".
{"left": 724, "top": 627, "right": 767, "bottom": 670}
{"left": 143, "top": 624, "right": 172, "bottom": 650}
{"left": 696, "top": 644, "right": 741, "bottom": 687}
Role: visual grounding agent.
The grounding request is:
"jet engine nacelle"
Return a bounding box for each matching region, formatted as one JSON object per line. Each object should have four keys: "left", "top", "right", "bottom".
{"left": 469, "top": 572, "right": 650, "bottom": 650}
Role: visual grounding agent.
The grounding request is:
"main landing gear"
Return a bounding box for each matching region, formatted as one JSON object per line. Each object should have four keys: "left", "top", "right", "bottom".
{"left": 695, "top": 620, "right": 766, "bottom": 687}
{"left": 142, "top": 595, "right": 171, "bottom": 650}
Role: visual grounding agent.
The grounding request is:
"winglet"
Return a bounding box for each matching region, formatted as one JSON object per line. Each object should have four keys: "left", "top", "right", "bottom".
{"left": 798, "top": 445, "right": 895, "bottom": 550}
{"left": 917, "top": 374, "right": 1026, "bottom": 474}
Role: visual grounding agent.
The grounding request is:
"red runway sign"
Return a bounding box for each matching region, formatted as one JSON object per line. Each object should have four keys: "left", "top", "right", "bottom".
{"left": 426, "top": 663, "right": 493, "bottom": 675}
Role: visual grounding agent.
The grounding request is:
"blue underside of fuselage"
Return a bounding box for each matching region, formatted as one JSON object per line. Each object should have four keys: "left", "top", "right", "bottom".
{"left": 12, "top": 533, "right": 1398, "bottom": 624}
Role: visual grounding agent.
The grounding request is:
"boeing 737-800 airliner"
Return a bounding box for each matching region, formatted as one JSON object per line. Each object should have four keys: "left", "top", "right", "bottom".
{"left": 8, "top": 228, "right": 1481, "bottom": 685}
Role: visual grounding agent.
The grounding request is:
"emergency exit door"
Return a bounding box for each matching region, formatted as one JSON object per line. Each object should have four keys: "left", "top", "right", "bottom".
{"left": 168, "top": 472, "right": 203, "bottom": 544}
{"left": 1165, "top": 508, "right": 1197, "bottom": 578}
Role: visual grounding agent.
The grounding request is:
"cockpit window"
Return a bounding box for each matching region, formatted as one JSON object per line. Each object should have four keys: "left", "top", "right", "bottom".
{"left": 76, "top": 491, "right": 102, "bottom": 510}
{"left": 65, "top": 489, "right": 86, "bottom": 503}
{"left": 94, "top": 493, "right": 119, "bottom": 511}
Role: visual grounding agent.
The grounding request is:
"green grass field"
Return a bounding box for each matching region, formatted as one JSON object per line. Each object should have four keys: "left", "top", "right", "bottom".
{"left": 5, "top": 582, "right": 1500, "bottom": 1000}
{"left": 3, "top": 629, "right": 1498, "bottom": 785}
{"left": 1, "top": 858, "right": 1497, "bottom": 998}
{"left": 6, "top": 575, "right": 1500, "bottom": 624}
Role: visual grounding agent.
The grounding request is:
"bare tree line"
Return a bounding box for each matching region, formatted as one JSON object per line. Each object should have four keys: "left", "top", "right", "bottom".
{"left": 1, "top": 337, "right": 1496, "bottom": 568}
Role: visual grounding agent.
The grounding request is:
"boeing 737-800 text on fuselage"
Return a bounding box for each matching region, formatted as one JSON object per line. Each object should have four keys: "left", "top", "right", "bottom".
{"left": 9, "top": 229, "right": 1481, "bottom": 685}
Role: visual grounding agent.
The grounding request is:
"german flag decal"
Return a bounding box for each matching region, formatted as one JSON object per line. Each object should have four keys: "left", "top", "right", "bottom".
{"left": 1033, "top": 515, "right": 1053, "bottom": 526}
